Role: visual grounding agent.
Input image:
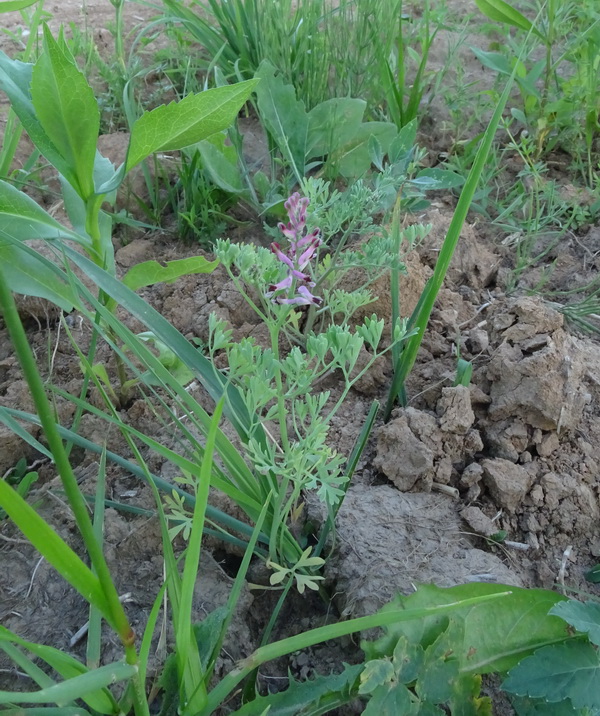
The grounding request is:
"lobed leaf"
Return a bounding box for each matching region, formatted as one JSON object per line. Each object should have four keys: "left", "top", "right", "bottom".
{"left": 503, "top": 641, "right": 600, "bottom": 711}
{"left": 549, "top": 600, "right": 600, "bottom": 646}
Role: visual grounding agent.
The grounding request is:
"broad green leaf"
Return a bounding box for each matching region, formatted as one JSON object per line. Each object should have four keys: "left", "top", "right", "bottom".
{"left": 0, "top": 0, "right": 40, "bottom": 11}
{"left": 359, "top": 660, "right": 396, "bottom": 695}
{"left": 474, "top": 0, "right": 542, "bottom": 38}
{"left": 0, "top": 52, "right": 72, "bottom": 182}
{"left": 363, "top": 681, "right": 414, "bottom": 716}
{"left": 414, "top": 168, "right": 465, "bottom": 190}
{"left": 363, "top": 584, "right": 569, "bottom": 675}
{"left": 392, "top": 636, "right": 424, "bottom": 684}
{"left": 0, "top": 661, "right": 137, "bottom": 705}
{"left": 471, "top": 48, "right": 512, "bottom": 76}
{"left": 0, "top": 236, "right": 81, "bottom": 311}
{"left": 229, "top": 664, "right": 363, "bottom": 715}
{"left": 0, "top": 179, "right": 84, "bottom": 243}
{"left": 254, "top": 61, "right": 308, "bottom": 182}
{"left": 450, "top": 673, "right": 491, "bottom": 716}
{"left": 122, "top": 256, "right": 219, "bottom": 291}
{"left": 510, "top": 695, "right": 583, "bottom": 716}
{"left": 194, "top": 133, "right": 245, "bottom": 195}
{"left": 126, "top": 79, "right": 258, "bottom": 173}
{"left": 329, "top": 122, "right": 397, "bottom": 179}
{"left": 416, "top": 621, "right": 462, "bottom": 703}
{"left": 503, "top": 641, "right": 600, "bottom": 710}
{"left": 31, "top": 26, "right": 99, "bottom": 199}
{"left": 307, "top": 98, "right": 366, "bottom": 158}
{"left": 549, "top": 600, "right": 600, "bottom": 646}
{"left": 0, "top": 480, "right": 110, "bottom": 619}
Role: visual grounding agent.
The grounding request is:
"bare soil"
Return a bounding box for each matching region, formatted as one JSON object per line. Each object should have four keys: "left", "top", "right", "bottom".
{"left": 1, "top": 1, "right": 599, "bottom": 713}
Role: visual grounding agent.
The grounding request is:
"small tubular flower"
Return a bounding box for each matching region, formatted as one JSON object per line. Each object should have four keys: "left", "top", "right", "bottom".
{"left": 267, "top": 193, "right": 322, "bottom": 307}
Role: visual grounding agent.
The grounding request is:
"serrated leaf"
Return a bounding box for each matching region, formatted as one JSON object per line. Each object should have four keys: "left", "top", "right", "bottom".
{"left": 122, "top": 256, "right": 219, "bottom": 291}
{"left": 363, "top": 681, "right": 414, "bottom": 716}
{"left": 359, "top": 659, "right": 396, "bottom": 695}
{"left": 510, "top": 694, "right": 582, "bottom": 716}
{"left": 503, "top": 641, "right": 600, "bottom": 710}
{"left": 549, "top": 600, "right": 600, "bottom": 646}
{"left": 392, "top": 635, "right": 424, "bottom": 684}
{"left": 31, "top": 25, "right": 99, "bottom": 199}
{"left": 229, "top": 664, "right": 363, "bottom": 715}
{"left": 126, "top": 80, "right": 258, "bottom": 173}
{"left": 416, "top": 620, "right": 462, "bottom": 703}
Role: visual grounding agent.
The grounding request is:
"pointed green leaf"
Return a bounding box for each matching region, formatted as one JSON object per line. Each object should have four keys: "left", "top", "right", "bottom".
{"left": 0, "top": 480, "right": 109, "bottom": 616}
{"left": 307, "top": 98, "right": 366, "bottom": 158}
{"left": 0, "top": 179, "right": 84, "bottom": 243}
{"left": 126, "top": 79, "right": 258, "bottom": 172}
{"left": 0, "top": 627, "right": 118, "bottom": 714}
{"left": 0, "top": 234, "right": 81, "bottom": 312}
{"left": 503, "top": 641, "right": 600, "bottom": 710}
{"left": 0, "top": 52, "right": 73, "bottom": 182}
{"left": 122, "top": 255, "right": 219, "bottom": 291}
{"left": 31, "top": 26, "right": 99, "bottom": 199}
{"left": 549, "top": 600, "right": 600, "bottom": 647}
{"left": 474, "top": 0, "right": 541, "bottom": 37}
{"left": 194, "top": 133, "right": 245, "bottom": 195}
{"left": 0, "top": 0, "right": 40, "bottom": 12}
{"left": 0, "top": 661, "right": 137, "bottom": 705}
{"left": 254, "top": 61, "right": 308, "bottom": 182}
{"left": 328, "top": 122, "right": 397, "bottom": 179}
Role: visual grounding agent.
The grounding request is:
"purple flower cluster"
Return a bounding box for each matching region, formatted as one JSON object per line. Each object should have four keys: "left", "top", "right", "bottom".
{"left": 266, "top": 193, "right": 322, "bottom": 306}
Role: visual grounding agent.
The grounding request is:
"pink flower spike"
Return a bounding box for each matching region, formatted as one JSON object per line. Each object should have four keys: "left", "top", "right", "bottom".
{"left": 266, "top": 275, "right": 293, "bottom": 296}
{"left": 271, "top": 243, "right": 295, "bottom": 271}
{"left": 297, "top": 285, "right": 322, "bottom": 305}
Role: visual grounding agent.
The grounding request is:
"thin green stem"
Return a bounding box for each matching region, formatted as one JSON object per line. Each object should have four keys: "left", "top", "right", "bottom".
{"left": 0, "top": 267, "right": 149, "bottom": 716}
{"left": 203, "top": 591, "right": 512, "bottom": 714}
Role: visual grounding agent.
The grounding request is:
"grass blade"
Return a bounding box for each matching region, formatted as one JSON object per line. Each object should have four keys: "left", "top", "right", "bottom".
{"left": 384, "top": 68, "right": 518, "bottom": 419}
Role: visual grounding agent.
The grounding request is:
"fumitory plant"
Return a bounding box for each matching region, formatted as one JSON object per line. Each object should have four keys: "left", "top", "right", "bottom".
{"left": 210, "top": 191, "right": 417, "bottom": 567}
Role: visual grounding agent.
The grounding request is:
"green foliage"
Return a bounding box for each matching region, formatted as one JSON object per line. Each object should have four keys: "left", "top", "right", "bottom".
{"left": 121, "top": 256, "right": 219, "bottom": 291}
{"left": 504, "top": 598, "right": 600, "bottom": 712}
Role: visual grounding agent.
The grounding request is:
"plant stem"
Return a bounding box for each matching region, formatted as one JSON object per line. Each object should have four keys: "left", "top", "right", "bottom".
{"left": 0, "top": 266, "right": 149, "bottom": 716}
{"left": 202, "top": 590, "right": 513, "bottom": 713}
